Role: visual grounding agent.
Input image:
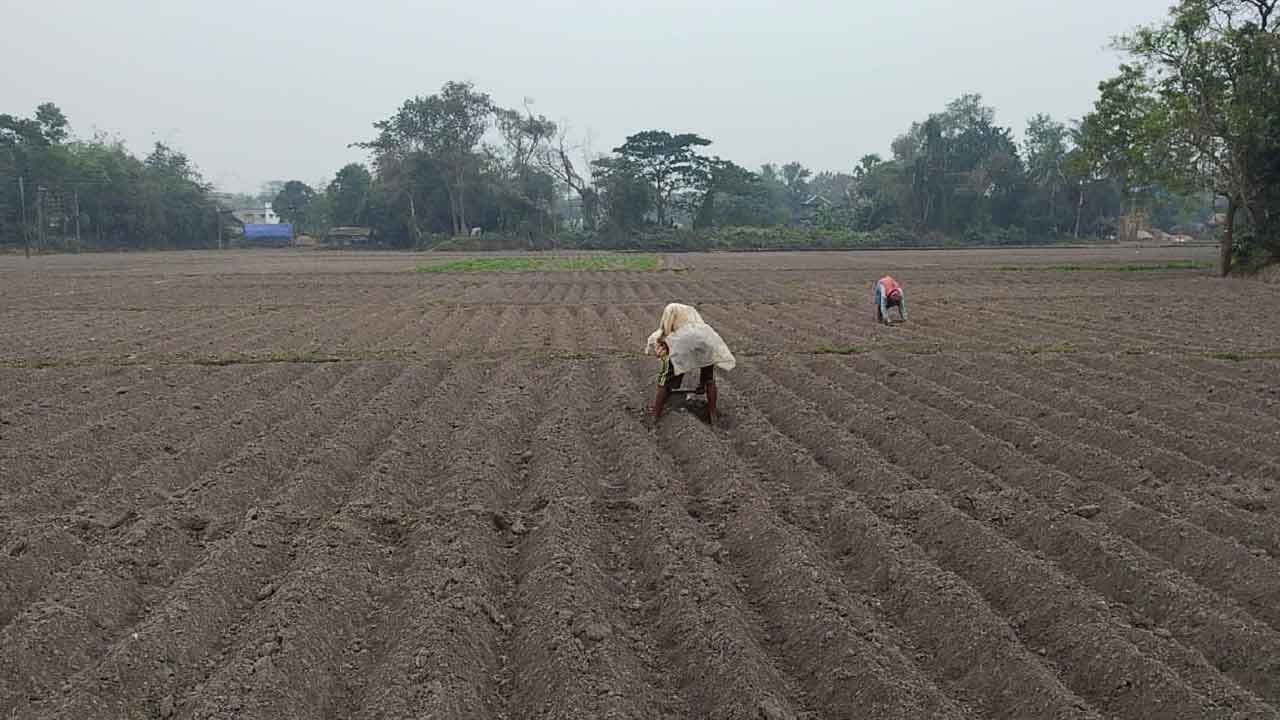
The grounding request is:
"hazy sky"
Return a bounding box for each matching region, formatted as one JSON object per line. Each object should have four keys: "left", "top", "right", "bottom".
{"left": 4, "top": 0, "right": 1173, "bottom": 194}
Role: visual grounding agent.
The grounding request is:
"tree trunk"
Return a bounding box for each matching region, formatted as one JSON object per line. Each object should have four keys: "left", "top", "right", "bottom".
{"left": 457, "top": 174, "right": 468, "bottom": 235}
{"left": 408, "top": 192, "right": 422, "bottom": 246}
{"left": 694, "top": 190, "right": 714, "bottom": 230}
{"left": 441, "top": 181, "right": 459, "bottom": 237}
{"left": 36, "top": 190, "right": 45, "bottom": 252}
{"left": 581, "top": 189, "right": 598, "bottom": 232}
{"left": 1049, "top": 185, "right": 1058, "bottom": 235}
{"left": 1073, "top": 183, "right": 1085, "bottom": 239}
{"left": 1220, "top": 195, "right": 1238, "bottom": 277}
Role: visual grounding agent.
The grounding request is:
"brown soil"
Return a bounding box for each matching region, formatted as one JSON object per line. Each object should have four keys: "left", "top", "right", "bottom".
{"left": 1, "top": 246, "right": 1278, "bottom": 719}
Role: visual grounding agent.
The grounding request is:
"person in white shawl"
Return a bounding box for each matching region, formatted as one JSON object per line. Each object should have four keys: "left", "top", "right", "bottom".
{"left": 644, "top": 303, "right": 736, "bottom": 425}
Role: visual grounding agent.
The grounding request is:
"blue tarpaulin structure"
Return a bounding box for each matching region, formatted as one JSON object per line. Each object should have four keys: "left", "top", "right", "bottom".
{"left": 243, "top": 224, "right": 294, "bottom": 243}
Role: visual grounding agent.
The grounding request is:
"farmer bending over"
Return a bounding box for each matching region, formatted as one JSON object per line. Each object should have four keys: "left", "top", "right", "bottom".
{"left": 874, "top": 275, "right": 908, "bottom": 325}
{"left": 645, "top": 302, "right": 736, "bottom": 425}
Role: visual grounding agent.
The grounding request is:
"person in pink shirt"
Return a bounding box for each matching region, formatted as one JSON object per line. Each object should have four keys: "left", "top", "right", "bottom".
{"left": 873, "top": 275, "right": 908, "bottom": 325}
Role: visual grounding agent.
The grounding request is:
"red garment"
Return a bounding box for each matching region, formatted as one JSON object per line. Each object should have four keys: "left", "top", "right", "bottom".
{"left": 879, "top": 276, "right": 903, "bottom": 302}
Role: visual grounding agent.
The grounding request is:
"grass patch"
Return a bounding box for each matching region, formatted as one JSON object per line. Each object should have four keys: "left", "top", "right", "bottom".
{"left": 996, "top": 260, "right": 1212, "bottom": 273}
{"left": 418, "top": 257, "right": 542, "bottom": 273}
{"left": 813, "top": 344, "right": 866, "bottom": 355}
{"left": 416, "top": 255, "right": 658, "bottom": 273}
{"left": 1209, "top": 351, "right": 1247, "bottom": 362}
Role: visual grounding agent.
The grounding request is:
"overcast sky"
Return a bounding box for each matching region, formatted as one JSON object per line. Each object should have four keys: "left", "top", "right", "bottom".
{"left": 4, "top": 0, "right": 1173, "bottom": 194}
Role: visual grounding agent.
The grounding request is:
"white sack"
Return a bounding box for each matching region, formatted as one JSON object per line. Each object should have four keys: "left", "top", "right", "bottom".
{"left": 664, "top": 322, "right": 736, "bottom": 375}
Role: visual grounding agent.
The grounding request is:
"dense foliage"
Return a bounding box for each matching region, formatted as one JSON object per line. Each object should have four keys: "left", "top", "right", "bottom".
{"left": 1082, "top": 0, "right": 1280, "bottom": 273}
{"left": 1, "top": 104, "right": 217, "bottom": 253}
{"left": 326, "top": 87, "right": 1160, "bottom": 251}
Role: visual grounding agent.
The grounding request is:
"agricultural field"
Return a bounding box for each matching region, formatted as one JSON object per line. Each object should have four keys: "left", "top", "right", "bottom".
{"left": 2, "top": 245, "right": 1279, "bottom": 720}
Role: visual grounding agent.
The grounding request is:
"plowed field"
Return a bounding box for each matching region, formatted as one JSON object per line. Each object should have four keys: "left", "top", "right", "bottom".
{"left": 2, "top": 246, "right": 1279, "bottom": 720}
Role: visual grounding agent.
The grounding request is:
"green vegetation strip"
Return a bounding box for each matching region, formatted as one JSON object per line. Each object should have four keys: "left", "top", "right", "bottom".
{"left": 415, "top": 255, "right": 659, "bottom": 273}
{"left": 995, "top": 260, "right": 1212, "bottom": 272}
{"left": 814, "top": 345, "right": 867, "bottom": 356}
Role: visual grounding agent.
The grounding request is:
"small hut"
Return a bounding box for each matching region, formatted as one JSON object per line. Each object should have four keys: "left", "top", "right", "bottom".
{"left": 324, "top": 226, "right": 374, "bottom": 247}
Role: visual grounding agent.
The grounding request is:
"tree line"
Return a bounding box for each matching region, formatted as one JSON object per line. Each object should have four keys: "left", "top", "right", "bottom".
{"left": 0, "top": 105, "right": 216, "bottom": 253}
{"left": 278, "top": 85, "right": 1205, "bottom": 252}
{"left": 3, "top": 0, "right": 1276, "bottom": 271}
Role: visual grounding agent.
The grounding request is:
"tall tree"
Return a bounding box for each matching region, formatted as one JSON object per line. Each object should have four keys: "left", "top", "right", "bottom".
{"left": 591, "top": 156, "right": 653, "bottom": 234}
{"left": 1024, "top": 114, "right": 1071, "bottom": 234}
{"left": 360, "top": 81, "right": 494, "bottom": 236}
{"left": 496, "top": 104, "right": 557, "bottom": 178}
{"left": 780, "top": 161, "right": 812, "bottom": 211}
{"left": 912, "top": 117, "right": 947, "bottom": 228}
{"left": 611, "top": 131, "right": 711, "bottom": 226}
{"left": 272, "top": 180, "right": 315, "bottom": 226}
{"left": 1103, "top": 0, "right": 1280, "bottom": 273}
{"left": 34, "top": 103, "right": 69, "bottom": 144}
{"left": 846, "top": 156, "right": 902, "bottom": 230}
{"left": 1076, "top": 64, "right": 1163, "bottom": 226}
{"left": 492, "top": 104, "right": 559, "bottom": 235}
{"left": 327, "top": 163, "right": 372, "bottom": 227}
{"left": 937, "top": 94, "right": 997, "bottom": 136}
{"left": 694, "top": 158, "right": 775, "bottom": 228}
{"left": 892, "top": 95, "right": 1028, "bottom": 234}
{"left": 538, "top": 126, "right": 599, "bottom": 231}
{"left": 756, "top": 164, "right": 794, "bottom": 224}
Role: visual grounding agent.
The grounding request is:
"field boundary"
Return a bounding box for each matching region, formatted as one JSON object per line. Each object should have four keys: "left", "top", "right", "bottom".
{"left": 415, "top": 255, "right": 660, "bottom": 273}
{"left": 994, "top": 260, "right": 1213, "bottom": 272}
{"left": 5, "top": 346, "right": 1280, "bottom": 369}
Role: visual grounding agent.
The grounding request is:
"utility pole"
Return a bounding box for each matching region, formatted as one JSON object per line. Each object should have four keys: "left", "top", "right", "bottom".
{"left": 18, "top": 176, "right": 29, "bottom": 258}
{"left": 36, "top": 186, "right": 45, "bottom": 254}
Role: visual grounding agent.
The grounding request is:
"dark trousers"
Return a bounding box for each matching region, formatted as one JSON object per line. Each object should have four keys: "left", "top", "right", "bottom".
{"left": 659, "top": 357, "right": 715, "bottom": 391}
